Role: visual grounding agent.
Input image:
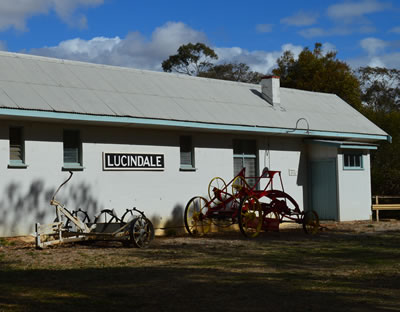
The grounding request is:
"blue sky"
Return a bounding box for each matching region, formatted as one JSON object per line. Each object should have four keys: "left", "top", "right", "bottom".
{"left": 0, "top": 0, "right": 399, "bottom": 73}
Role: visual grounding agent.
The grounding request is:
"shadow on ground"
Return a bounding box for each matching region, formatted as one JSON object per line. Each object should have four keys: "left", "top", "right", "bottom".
{"left": 1, "top": 230, "right": 400, "bottom": 312}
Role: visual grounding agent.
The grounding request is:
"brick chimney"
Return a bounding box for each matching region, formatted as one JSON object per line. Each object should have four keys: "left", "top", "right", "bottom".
{"left": 260, "top": 75, "right": 280, "bottom": 106}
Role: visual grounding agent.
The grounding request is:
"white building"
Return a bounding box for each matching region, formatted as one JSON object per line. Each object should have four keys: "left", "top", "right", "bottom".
{"left": 0, "top": 52, "right": 390, "bottom": 236}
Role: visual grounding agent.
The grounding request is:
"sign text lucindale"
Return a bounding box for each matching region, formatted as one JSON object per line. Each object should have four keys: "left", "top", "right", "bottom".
{"left": 103, "top": 153, "right": 164, "bottom": 170}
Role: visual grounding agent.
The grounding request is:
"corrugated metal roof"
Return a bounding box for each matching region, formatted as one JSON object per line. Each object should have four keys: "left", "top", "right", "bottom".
{"left": 0, "top": 51, "right": 388, "bottom": 138}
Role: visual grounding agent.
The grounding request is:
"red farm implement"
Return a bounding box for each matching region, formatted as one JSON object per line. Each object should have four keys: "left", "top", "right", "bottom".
{"left": 184, "top": 168, "right": 320, "bottom": 238}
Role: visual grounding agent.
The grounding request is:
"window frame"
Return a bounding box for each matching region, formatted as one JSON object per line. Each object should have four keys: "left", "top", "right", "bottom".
{"left": 343, "top": 152, "right": 364, "bottom": 170}
{"left": 179, "top": 135, "right": 195, "bottom": 171}
{"left": 233, "top": 139, "right": 258, "bottom": 186}
{"left": 62, "top": 129, "right": 84, "bottom": 171}
{"left": 8, "top": 126, "right": 27, "bottom": 168}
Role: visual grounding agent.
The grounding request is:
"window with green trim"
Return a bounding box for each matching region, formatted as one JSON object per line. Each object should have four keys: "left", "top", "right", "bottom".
{"left": 343, "top": 152, "right": 363, "bottom": 170}
{"left": 180, "top": 136, "right": 194, "bottom": 169}
{"left": 63, "top": 130, "right": 82, "bottom": 167}
{"left": 9, "top": 127, "right": 24, "bottom": 165}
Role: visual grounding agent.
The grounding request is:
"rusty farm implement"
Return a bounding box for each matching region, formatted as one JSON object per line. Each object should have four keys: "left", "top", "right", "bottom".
{"left": 35, "top": 171, "right": 154, "bottom": 249}
{"left": 184, "top": 167, "right": 320, "bottom": 238}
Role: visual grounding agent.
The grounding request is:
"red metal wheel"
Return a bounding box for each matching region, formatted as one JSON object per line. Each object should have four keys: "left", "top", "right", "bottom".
{"left": 264, "top": 190, "right": 300, "bottom": 215}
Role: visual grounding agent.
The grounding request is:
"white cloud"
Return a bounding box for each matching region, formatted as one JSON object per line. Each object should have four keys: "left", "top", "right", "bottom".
{"left": 0, "top": 40, "right": 7, "bottom": 51}
{"left": 377, "top": 53, "right": 400, "bottom": 68}
{"left": 30, "top": 22, "right": 208, "bottom": 71}
{"left": 299, "top": 25, "right": 375, "bottom": 38}
{"left": 281, "top": 44, "right": 303, "bottom": 58}
{"left": 256, "top": 24, "right": 273, "bottom": 33}
{"left": 35, "top": 36, "right": 121, "bottom": 59}
{"left": 327, "top": 0, "right": 391, "bottom": 23}
{"left": 348, "top": 37, "right": 400, "bottom": 69}
{"left": 299, "top": 27, "right": 327, "bottom": 38}
{"left": 298, "top": 1, "right": 386, "bottom": 39}
{"left": 215, "top": 43, "right": 303, "bottom": 74}
{"left": 389, "top": 26, "right": 400, "bottom": 34}
{"left": 29, "top": 21, "right": 303, "bottom": 74}
{"left": 348, "top": 54, "right": 400, "bottom": 68}
{"left": 281, "top": 11, "right": 319, "bottom": 26}
{"left": 368, "top": 56, "right": 385, "bottom": 67}
{"left": 0, "top": 0, "right": 103, "bottom": 31}
{"left": 360, "top": 37, "right": 388, "bottom": 56}
{"left": 321, "top": 42, "right": 337, "bottom": 54}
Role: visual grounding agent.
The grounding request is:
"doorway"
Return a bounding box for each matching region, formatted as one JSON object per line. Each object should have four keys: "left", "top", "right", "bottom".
{"left": 310, "top": 159, "right": 338, "bottom": 220}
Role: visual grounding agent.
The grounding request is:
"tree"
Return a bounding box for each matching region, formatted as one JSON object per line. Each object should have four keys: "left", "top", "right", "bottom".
{"left": 358, "top": 67, "right": 400, "bottom": 112}
{"left": 162, "top": 43, "right": 264, "bottom": 83}
{"left": 273, "top": 43, "right": 362, "bottom": 109}
{"left": 358, "top": 67, "right": 400, "bottom": 195}
{"left": 363, "top": 109, "right": 400, "bottom": 195}
{"left": 162, "top": 42, "right": 218, "bottom": 76}
{"left": 272, "top": 43, "right": 400, "bottom": 196}
{"left": 199, "top": 62, "right": 263, "bottom": 84}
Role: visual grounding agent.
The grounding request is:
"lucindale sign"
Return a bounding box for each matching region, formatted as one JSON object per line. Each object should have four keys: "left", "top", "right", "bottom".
{"left": 103, "top": 153, "right": 164, "bottom": 171}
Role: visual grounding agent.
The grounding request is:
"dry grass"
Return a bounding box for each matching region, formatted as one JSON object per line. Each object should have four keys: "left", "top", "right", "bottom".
{"left": 1, "top": 222, "right": 400, "bottom": 312}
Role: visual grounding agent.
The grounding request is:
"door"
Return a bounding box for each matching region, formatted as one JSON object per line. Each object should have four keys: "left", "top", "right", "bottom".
{"left": 310, "top": 159, "right": 338, "bottom": 220}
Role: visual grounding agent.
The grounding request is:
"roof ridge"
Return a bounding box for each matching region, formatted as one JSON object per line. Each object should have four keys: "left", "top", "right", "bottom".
{"left": 0, "top": 50, "right": 260, "bottom": 88}
{"left": 281, "top": 87, "right": 337, "bottom": 97}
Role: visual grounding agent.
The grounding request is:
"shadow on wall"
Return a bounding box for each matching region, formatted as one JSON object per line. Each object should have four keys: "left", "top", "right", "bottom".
{"left": 0, "top": 180, "right": 102, "bottom": 236}
{"left": 297, "top": 151, "right": 308, "bottom": 211}
{"left": 162, "top": 204, "right": 185, "bottom": 236}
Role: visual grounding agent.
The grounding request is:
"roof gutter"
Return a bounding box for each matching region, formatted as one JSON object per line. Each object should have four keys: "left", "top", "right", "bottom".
{"left": 0, "top": 108, "right": 391, "bottom": 142}
{"left": 305, "top": 139, "right": 380, "bottom": 150}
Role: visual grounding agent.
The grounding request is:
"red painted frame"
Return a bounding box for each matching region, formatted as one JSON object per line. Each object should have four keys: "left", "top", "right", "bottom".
{"left": 203, "top": 167, "right": 305, "bottom": 229}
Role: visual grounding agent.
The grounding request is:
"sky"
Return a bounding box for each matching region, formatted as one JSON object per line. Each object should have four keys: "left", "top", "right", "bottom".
{"left": 0, "top": 0, "right": 399, "bottom": 74}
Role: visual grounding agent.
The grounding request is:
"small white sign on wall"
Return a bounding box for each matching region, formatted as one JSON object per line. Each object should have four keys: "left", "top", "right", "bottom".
{"left": 288, "top": 169, "right": 297, "bottom": 176}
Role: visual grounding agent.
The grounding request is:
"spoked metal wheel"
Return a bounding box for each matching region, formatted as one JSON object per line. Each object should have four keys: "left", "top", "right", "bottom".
{"left": 129, "top": 217, "right": 155, "bottom": 248}
{"left": 120, "top": 209, "right": 135, "bottom": 247}
{"left": 184, "top": 196, "right": 211, "bottom": 236}
{"left": 93, "top": 209, "right": 120, "bottom": 233}
{"left": 266, "top": 190, "right": 300, "bottom": 215}
{"left": 231, "top": 175, "right": 248, "bottom": 198}
{"left": 238, "top": 196, "right": 263, "bottom": 238}
{"left": 121, "top": 209, "right": 135, "bottom": 223}
{"left": 94, "top": 209, "right": 119, "bottom": 223}
{"left": 208, "top": 177, "right": 227, "bottom": 199}
{"left": 302, "top": 210, "right": 320, "bottom": 234}
{"left": 65, "top": 208, "right": 91, "bottom": 231}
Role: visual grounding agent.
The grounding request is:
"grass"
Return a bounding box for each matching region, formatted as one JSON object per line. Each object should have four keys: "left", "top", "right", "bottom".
{"left": 0, "top": 238, "right": 15, "bottom": 247}
{"left": 0, "top": 229, "right": 400, "bottom": 311}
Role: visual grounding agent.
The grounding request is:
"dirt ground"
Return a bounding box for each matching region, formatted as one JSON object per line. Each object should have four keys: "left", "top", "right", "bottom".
{"left": 1, "top": 220, "right": 400, "bottom": 312}
{"left": 310, "top": 218, "right": 400, "bottom": 233}
{"left": 1, "top": 218, "right": 400, "bottom": 248}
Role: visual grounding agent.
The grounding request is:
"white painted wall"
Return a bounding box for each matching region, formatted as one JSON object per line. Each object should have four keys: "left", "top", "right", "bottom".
{"left": 0, "top": 120, "right": 308, "bottom": 236}
{"left": 307, "top": 143, "right": 372, "bottom": 221}
{"left": 337, "top": 152, "right": 372, "bottom": 221}
{"left": 258, "top": 137, "right": 308, "bottom": 210}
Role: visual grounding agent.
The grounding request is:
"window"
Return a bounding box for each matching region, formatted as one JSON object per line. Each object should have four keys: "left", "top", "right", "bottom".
{"left": 63, "top": 130, "right": 82, "bottom": 169}
{"left": 343, "top": 152, "right": 363, "bottom": 170}
{"left": 9, "top": 127, "right": 25, "bottom": 167}
{"left": 233, "top": 139, "right": 257, "bottom": 186}
{"left": 180, "top": 136, "right": 194, "bottom": 170}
